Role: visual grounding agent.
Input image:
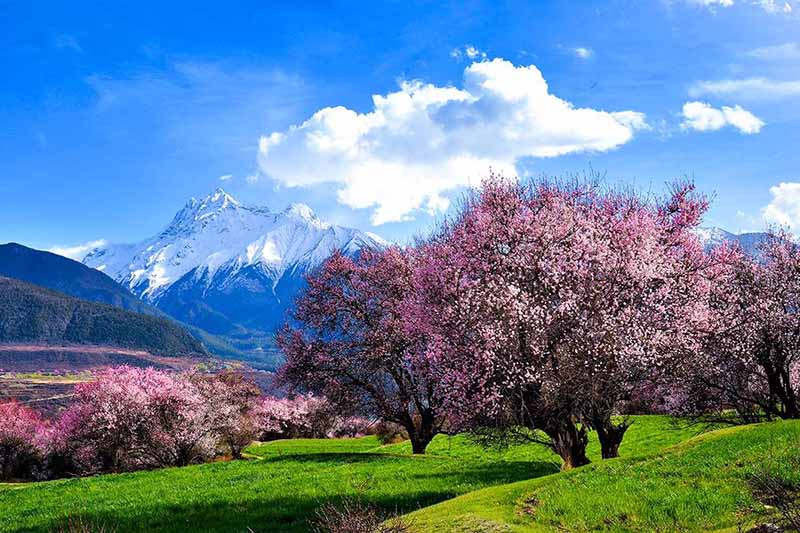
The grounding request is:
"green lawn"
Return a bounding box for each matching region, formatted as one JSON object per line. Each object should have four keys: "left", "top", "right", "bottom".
{"left": 404, "top": 420, "right": 800, "bottom": 532}
{"left": 0, "top": 416, "right": 782, "bottom": 533}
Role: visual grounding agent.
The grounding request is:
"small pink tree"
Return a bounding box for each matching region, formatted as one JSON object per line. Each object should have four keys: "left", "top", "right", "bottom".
{"left": 191, "top": 371, "right": 261, "bottom": 459}
{"left": 0, "top": 401, "right": 48, "bottom": 480}
{"left": 278, "top": 248, "right": 446, "bottom": 454}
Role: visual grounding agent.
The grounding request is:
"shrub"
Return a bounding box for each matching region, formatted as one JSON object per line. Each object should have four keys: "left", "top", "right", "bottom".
{"left": 190, "top": 371, "right": 261, "bottom": 459}
{"left": 56, "top": 367, "right": 216, "bottom": 474}
{"left": 256, "top": 394, "right": 339, "bottom": 440}
{"left": 330, "top": 417, "right": 375, "bottom": 438}
{"left": 312, "top": 500, "right": 413, "bottom": 533}
{"left": 372, "top": 421, "right": 408, "bottom": 445}
{"left": 0, "top": 400, "right": 48, "bottom": 481}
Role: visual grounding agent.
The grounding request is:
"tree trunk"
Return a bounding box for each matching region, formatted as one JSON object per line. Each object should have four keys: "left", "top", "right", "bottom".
{"left": 406, "top": 410, "right": 436, "bottom": 455}
{"left": 594, "top": 417, "right": 631, "bottom": 459}
{"left": 545, "top": 418, "right": 590, "bottom": 470}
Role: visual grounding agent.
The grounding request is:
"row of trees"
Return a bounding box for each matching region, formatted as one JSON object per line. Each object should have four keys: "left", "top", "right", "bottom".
{"left": 0, "top": 367, "right": 365, "bottom": 481}
{"left": 279, "top": 176, "right": 800, "bottom": 468}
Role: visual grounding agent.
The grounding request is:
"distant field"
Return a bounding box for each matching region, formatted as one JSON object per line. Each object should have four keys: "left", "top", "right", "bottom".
{"left": 0, "top": 416, "right": 714, "bottom": 532}
{"left": 0, "top": 344, "right": 270, "bottom": 413}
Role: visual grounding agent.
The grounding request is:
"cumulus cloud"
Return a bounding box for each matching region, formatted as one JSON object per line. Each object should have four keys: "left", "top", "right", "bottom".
{"left": 762, "top": 182, "right": 800, "bottom": 231}
{"left": 257, "top": 58, "right": 648, "bottom": 225}
{"left": 680, "top": 101, "right": 764, "bottom": 134}
{"left": 573, "top": 47, "right": 594, "bottom": 59}
{"left": 690, "top": 78, "right": 800, "bottom": 99}
{"left": 48, "top": 239, "right": 107, "bottom": 261}
{"left": 219, "top": 174, "right": 233, "bottom": 181}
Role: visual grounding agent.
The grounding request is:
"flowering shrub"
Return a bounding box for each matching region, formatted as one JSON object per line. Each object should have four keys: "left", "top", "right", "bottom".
{"left": 256, "top": 394, "right": 339, "bottom": 440}
{"left": 0, "top": 401, "right": 49, "bottom": 480}
{"left": 49, "top": 367, "right": 264, "bottom": 475}
{"left": 190, "top": 371, "right": 261, "bottom": 459}
{"left": 329, "top": 416, "right": 374, "bottom": 438}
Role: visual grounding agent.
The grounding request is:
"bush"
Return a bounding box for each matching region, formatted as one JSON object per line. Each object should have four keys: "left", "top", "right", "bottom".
{"left": 330, "top": 417, "right": 375, "bottom": 438}
{"left": 372, "top": 421, "right": 408, "bottom": 445}
{"left": 52, "top": 367, "right": 263, "bottom": 475}
{"left": 256, "top": 394, "right": 339, "bottom": 440}
{"left": 312, "top": 500, "right": 413, "bottom": 533}
{"left": 0, "top": 401, "right": 48, "bottom": 481}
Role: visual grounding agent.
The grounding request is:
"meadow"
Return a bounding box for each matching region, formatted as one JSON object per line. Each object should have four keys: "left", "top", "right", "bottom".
{"left": 3, "top": 416, "right": 798, "bottom": 532}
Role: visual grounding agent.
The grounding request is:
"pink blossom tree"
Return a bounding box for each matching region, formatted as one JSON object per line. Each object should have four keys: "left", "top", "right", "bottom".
{"left": 277, "top": 248, "right": 446, "bottom": 454}
{"left": 0, "top": 401, "right": 48, "bottom": 480}
{"left": 191, "top": 371, "right": 262, "bottom": 458}
{"left": 58, "top": 366, "right": 216, "bottom": 473}
{"left": 255, "top": 394, "right": 338, "bottom": 440}
{"left": 411, "top": 176, "right": 710, "bottom": 467}
{"left": 678, "top": 233, "right": 800, "bottom": 421}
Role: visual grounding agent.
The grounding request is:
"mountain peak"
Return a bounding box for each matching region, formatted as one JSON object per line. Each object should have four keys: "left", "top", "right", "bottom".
{"left": 200, "top": 187, "right": 240, "bottom": 211}
{"left": 284, "top": 203, "right": 316, "bottom": 220}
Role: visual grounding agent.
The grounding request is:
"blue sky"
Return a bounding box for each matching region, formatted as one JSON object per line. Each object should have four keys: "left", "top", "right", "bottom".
{"left": 2, "top": 0, "right": 800, "bottom": 252}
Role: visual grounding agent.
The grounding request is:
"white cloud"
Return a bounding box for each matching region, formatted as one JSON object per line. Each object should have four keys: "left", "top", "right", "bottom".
{"left": 755, "top": 0, "right": 792, "bottom": 12}
{"left": 258, "top": 58, "right": 647, "bottom": 225}
{"left": 573, "top": 47, "right": 594, "bottom": 59}
{"left": 48, "top": 239, "right": 107, "bottom": 261}
{"left": 687, "top": 0, "right": 734, "bottom": 8}
{"left": 746, "top": 42, "right": 800, "bottom": 61}
{"left": 680, "top": 101, "right": 764, "bottom": 134}
{"left": 54, "top": 34, "right": 83, "bottom": 53}
{"left": 450, "top": 45, "right": 487, "bottom": 61}
{"left": 219, "top": 174, "right": 233, "bottom": 181}
{"left": 686, "top": 0, "right": 793, "bottom": 10}
{"left": 762, "top": 182, "right": 800, "bottom": 231}
{"left": 689, "top": 77, "right": 800, "bottom": 100}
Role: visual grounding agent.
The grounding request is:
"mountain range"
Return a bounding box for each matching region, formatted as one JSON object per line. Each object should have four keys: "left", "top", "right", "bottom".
{"left": 80, "top": 188, "right": 385, "bottom": 363}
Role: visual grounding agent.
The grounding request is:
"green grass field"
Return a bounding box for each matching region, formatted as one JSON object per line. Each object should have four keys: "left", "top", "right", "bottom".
{"left": 1, "top": 416, "right": 797, "bottom": 532}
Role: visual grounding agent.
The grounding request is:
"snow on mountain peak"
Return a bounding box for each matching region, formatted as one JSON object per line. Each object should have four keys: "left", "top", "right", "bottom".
{"left": 82, "top": 188, "right": 384, "bottom": 302}
{"left": 285, "top": 202, "right": 315, "bottom": 219}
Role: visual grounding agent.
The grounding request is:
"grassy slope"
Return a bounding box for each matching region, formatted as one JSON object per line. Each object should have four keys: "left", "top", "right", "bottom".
{"left": 0, "top": 416, "right": 701, "bottom": 532}
{"left": 404, "top": 420, "right": 800, "bottom": 532}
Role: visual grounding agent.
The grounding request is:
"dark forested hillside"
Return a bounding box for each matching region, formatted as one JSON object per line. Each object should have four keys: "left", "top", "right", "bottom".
{"left": 0, "top": 276, "right": 207, "bottom": 357}
{"left": 0, "top": 243, "right": 158, "bottom": 316}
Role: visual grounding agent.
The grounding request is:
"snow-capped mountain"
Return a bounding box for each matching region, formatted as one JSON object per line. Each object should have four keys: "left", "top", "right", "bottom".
{"left": 82, "top": 188, "right": 385, "bottom": 342}
{"left": 694, "top": 227, "right": 768, "bottom": 255}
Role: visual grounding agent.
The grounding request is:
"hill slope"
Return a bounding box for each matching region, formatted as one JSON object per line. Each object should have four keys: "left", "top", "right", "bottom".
{"left": 0, "top": 242, "right": 251, "bottom": 361}
{"left": 0, "top": 242, "right": 158, "bottom": 316}
{"left": 2, "top": 417, "right": 797, "bottom": 532}
{"left": 0, "top": 276, "right": 206, "bottom": 357}
{"left": 404, "top": 420, "right": 800, "bottom": 532}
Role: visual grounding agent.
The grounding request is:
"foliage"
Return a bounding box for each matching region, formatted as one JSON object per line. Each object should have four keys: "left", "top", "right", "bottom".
{"left": 0, "top": 400, "right": 49, "bottom": 481}
{"left": 0, "top": 276, "right": 205, "bottom": 356}
{"left": 256, "top": 394, "right": 340, "bottom": 440}
{"left": 674, "top": 232, "right": 800, "bottom": 423}
{"left": 409, "top": 176, "right": 710, "bottom": 467}
{"left": 312, "top": 499, "right": 413, "bottom": 533}
{"left": 278, "top": 247, "right": 446, "bottom": 454}
{"left": 49, "top": 366, "right": 263, "bottom": 475}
